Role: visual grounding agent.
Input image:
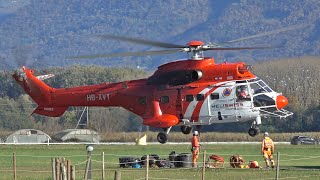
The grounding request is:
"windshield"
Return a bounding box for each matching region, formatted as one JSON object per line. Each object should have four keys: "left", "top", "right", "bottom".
{"left": 236, "top": 78, "right": 276, "bottom": 108}
{"left": 248, "top": 78, "right": 273, "bottom": 95}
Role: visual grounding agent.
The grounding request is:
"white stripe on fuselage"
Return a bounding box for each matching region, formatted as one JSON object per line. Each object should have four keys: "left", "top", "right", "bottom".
{"left": 184, "top": 82, "right": 230, "bottom": 118}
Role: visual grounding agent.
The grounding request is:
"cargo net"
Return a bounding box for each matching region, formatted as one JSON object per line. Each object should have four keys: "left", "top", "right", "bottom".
{"left": 230, "top": 154, "right": 245, "bottom": 168}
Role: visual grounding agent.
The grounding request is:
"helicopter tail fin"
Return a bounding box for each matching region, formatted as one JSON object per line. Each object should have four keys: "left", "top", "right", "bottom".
{"left": 12, "top": 66, "right": 60, "bottom": 115}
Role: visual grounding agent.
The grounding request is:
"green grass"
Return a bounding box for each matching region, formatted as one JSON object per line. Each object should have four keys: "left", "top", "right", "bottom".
{"left": 0, "top": 144, "right": 319, "bottom": 179}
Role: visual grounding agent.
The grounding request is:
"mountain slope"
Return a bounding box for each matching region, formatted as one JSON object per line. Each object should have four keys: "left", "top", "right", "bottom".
{"left": 0, "top": 0, "right": 319, "bottom": 70}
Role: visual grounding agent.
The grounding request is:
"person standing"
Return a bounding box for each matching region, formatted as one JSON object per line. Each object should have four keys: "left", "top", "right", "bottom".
{"left": 191, "top": 131, "right": 200, "bottom": 168}
{"left": 261, "top": 132, "right": 275, "bottom": 168}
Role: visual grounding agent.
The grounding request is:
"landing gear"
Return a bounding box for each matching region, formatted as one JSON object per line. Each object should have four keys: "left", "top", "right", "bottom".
{"left": 157, "top": 126, "right": 172, "bottom": 144}
{"left": 248, "top": 127, "right": 260, "bottom": 137}
{"left": 157, "top": 132, "right": 168, "bottom": 144}
{"left": 180, "top": 125, "right": 192, "bottom": 134}
{"left": 248, "top": 116, "right": 261, "bottom": 137}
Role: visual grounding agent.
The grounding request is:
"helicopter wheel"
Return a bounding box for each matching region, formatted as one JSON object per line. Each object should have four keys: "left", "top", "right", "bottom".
{"left": 157, "top": 132, "right": 168, "bottom": 144}
{"left": 180, "top": 125, "right": 192, "bottom": 134}
{"left": 248, "top": 128, "right": 260, "bottom": 137}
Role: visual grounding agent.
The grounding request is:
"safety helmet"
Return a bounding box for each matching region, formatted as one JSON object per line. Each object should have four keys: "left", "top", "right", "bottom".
{"left": 264, "top": 132, "right": 269, "bottom": 136}
{"left": 193, "top": 131, "right": 199, "bottom": 136}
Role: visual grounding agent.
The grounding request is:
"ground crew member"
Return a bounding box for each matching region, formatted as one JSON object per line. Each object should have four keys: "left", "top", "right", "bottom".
{"left": 261, "top": 132, "right": 275, "bottom": 168}
{"left": 191, "top": 131, "right": 200, "bottom": 167}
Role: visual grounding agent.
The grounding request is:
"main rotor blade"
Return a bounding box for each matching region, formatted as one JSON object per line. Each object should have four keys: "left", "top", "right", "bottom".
{"left": 204, "top": 46, "right": 273, "bottom": 51}
{"left": 97, "top": 34, "right": 187, "bottom": 48}
{"left": 69, "top": 49, "right": 180, "bottom": 59}
{"left": 223, "top": 24, "right": 309, "bottom": 44}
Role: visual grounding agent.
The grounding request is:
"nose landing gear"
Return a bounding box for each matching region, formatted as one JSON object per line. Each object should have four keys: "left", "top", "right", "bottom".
{"left": 248, "top": 116, "right": 261, "bottom": 137}
{"left": 180, "top": 125, "right": 192, "bottom": 134}
{"left": 248, "top": 127, "right": 260, "bottom": 137}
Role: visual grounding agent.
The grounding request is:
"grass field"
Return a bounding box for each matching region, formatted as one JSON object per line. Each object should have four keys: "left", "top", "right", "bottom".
{"left": 0, "top": 144, "right": 319, "bottom": 179}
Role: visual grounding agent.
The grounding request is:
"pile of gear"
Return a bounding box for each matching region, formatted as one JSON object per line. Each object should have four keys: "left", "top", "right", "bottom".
{"left": 119, "top": 151, "right": 193, "bottom": 168}
{"left": 229, "top": 154, "right": 259, "bottom": 169}
{"left": 206, "top": 155, "right": 225, "bottom": 168}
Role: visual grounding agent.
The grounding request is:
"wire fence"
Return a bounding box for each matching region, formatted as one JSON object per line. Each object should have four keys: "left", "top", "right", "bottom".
{"left": 0, "top": 150, "right": 319, "bottom": 180}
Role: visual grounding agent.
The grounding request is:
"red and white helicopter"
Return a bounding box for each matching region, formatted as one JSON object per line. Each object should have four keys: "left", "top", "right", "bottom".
{"left": 13, "top": 27, "right": 297, "bottom": 143}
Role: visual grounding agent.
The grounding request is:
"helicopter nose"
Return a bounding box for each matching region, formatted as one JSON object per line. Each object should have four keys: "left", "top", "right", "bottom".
{"left": 276, "top": 95, "right": 288, "bottom": 109}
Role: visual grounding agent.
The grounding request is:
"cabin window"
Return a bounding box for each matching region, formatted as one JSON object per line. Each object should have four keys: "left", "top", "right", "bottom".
{"left": 138, "top": 96, "right": 147, "bottom": 105}
{"left": 185, "top": 95, "right": 194, "bottom": 102}
{"left": 196, "top": 94, "right": 205, "bottom": 101}
{"left": 210, "top": 93, "right": 219, "bottom": 100}
{"left": 236, "top": 85, "right": 251, "bottom": 101}
{"left": 160, "top": 96, "right": 169, "bottom": 104}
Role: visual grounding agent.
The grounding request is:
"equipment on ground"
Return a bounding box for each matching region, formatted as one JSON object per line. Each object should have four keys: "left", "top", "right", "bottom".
{"left": 249, "top": 160, "right": 259, "bottom": 168}
{"left": 230, "top": 154, "right": 245, "bottom": 168}
{"left": 206, "top": 155, "right": 225, "bottom": 168}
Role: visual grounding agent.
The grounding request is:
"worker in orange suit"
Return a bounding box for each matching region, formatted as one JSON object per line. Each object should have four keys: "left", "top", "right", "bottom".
{"left": 261, "top": 132, "right": 275, "bottom": 168}
{"left": 191, "top": 131, "right": 200, "bottom": 168}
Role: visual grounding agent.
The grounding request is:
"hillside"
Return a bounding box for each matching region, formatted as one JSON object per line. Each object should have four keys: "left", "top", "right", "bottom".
{"left": 0, "top": 0, "right": 319, "bottom": 70}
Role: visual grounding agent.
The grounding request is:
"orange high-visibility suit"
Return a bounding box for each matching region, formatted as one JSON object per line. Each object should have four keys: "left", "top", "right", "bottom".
{"left": 191, "top": 135, "right": 200, "bottom": 167}
{"left": 261, "top": 136, "right": 275, "bottom": 168}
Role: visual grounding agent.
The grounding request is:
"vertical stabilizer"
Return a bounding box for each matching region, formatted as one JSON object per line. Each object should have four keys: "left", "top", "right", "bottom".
{"left": 12, "top": 67, "right": 69, "bottom": 117}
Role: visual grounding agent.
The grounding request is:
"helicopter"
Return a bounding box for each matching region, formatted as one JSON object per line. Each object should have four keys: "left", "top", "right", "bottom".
{"left": 12, "top": 26, "right": 299, "bottom": 144}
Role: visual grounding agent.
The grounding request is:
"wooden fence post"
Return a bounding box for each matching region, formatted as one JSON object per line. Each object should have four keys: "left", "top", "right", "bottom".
{"left": 114, "top": 171, "right": 121, "bottom": 180}
{"left": 84, "top": 155, "right": 91, "bottom": 180}
{"left": 52, "top": 158, "right": 56, "bottom": 180}
{"left": 276, "top": 152, "right": 280, "bottom": 180}
{"left": 66, "top": 160, "right": 71, "bottom": 180}
{"left": 71, "top": 166, "right": 76, "bottom": 180}
{"left": 146, "top": 155, "right": 149, "bottom": 180}
{"left": 61, "top": 158, "right": 67, "bottom": 180}
{"left": 56, "top": 158, "right": 60, "bottom": 180}
{"left": 202, "top": 151, "right": 206, "bottom": 180}
{"left": 13, "top": 152, "right": 16, "bottom": 180}
{"left": 102, "top": 152, "right": 105, "bottom": 180}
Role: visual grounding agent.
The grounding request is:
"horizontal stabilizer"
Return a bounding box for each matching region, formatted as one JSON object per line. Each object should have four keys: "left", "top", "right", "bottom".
{"left": 33, "top": 106, "right": 68, "bottom": 117}
{"left": 36, "top": 74, "right": 55, "bottom": 80}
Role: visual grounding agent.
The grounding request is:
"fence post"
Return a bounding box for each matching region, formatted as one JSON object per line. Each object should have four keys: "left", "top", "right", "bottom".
{"left": 13, "top": 152, "right": 16, "bottom": 180}
{"left": 114, "top": 171, "right": 121, "bottom": 180}
{"left": 56, "top": 158, "right": 60, "bottom": 180}
{"left": 61, "top": 158, "right": 67, "bottom": 180}
{"left": 276, "top": 152, "right": 280, "bottom": 180}
{"left": 102, "top": 152, "right": 105, "bottom": 180}
{"left": 52, "top": 158, "right": 56, "bottom": 180}
{"left": 146, "top": 155, "right": 149, "bottom": 180}
{"left": 202, "top": 151, "right": 206, "bottom": 180}
{"left": 66, "top": 160, "right": 71, "bottom": 180}
{"left": 84, "top": 155, "right": 91, "bottom": 180}
{"left": 71, "top": 166, "right": 76, "bottom": 180}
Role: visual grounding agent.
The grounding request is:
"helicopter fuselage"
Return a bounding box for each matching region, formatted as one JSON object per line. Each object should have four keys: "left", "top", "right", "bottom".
{"left": 13, "top": 57, "right": 292, "bottom": 143}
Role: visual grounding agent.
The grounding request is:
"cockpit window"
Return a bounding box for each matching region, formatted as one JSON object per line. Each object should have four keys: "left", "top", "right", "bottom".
{"left": 247, "top": 78, "right": 273, "bottom": 95}
{"left": 250, "top": 83, "right": 266, "bottom": 94}
{"left": 258, "top": 81, "right": 266, "bottom": 87}
{"left": 253, "top": 94, "right": 276, "bottom": 107}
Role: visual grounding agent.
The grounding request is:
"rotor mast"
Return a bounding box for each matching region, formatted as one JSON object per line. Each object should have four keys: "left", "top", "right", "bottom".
{"left": 187, "top": 41, "right": 205, "bottom": 60}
